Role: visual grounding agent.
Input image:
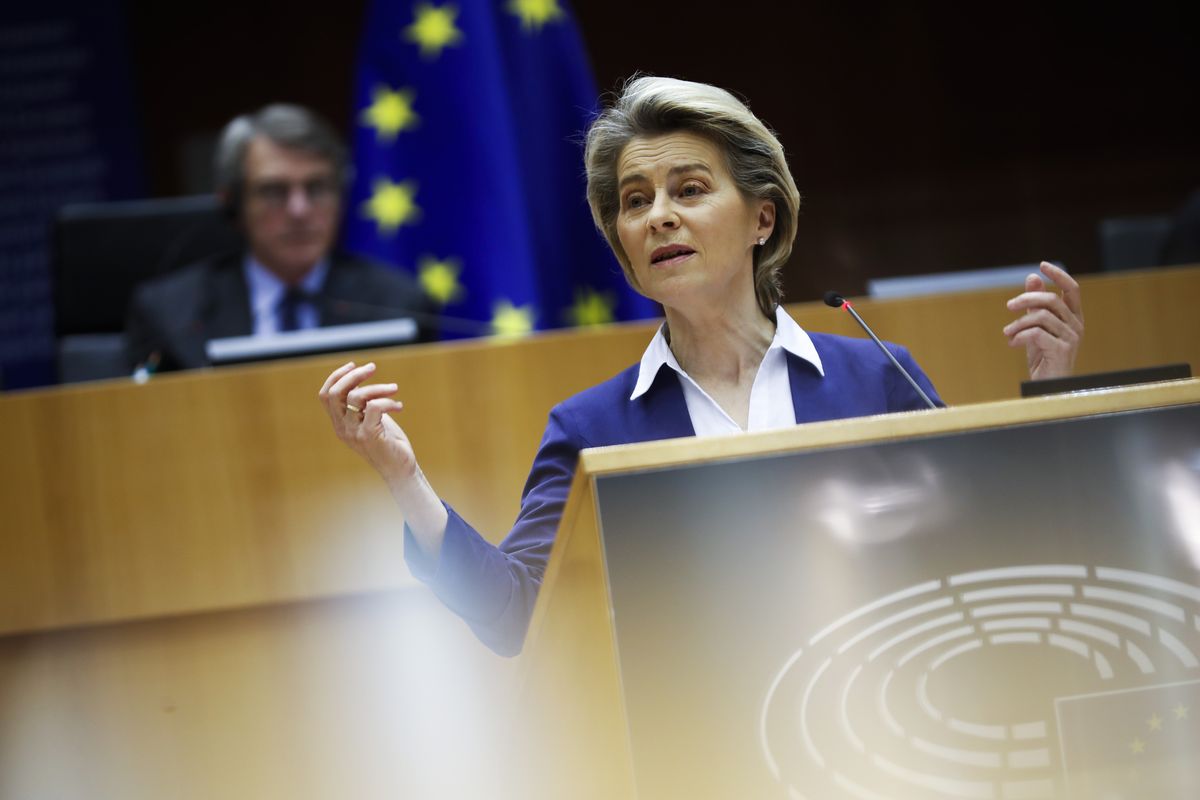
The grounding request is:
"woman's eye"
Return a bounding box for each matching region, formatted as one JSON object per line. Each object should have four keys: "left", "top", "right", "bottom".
{"left": 625, "top": 194, "right": 647, "bottom": 209}
{"left": 681, "top": 183, "right": 702, "bottom": 197}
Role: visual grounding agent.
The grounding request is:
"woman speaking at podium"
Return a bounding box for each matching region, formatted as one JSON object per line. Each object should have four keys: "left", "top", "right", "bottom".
{"left": 318, "top": 77, "right": 1083, "bottom": 655}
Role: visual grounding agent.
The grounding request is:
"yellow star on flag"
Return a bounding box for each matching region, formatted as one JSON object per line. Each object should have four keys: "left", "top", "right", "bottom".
{"left": 417, "top": 256, "right": 464, "bottom": 304}
{"left": 565, "top": 287, "right": 615, "bottom": 327}
{"left": 1147, "top": 713, "right": 1163, "bottom": 732}
{"left": 404, "top": 2, "right": 464, "bottom": 59}
{"left": 507, "top": 0, "right": 564, "bottom": 32}
{"left": 491, "top": 300, "right": 535, "bottom": 337}
{"left": 362, "top": 178, "right": 420, "bottom": 234}
{"left": 1129, "top": 737, "right": 1146, "bottom": 754}
{"left": 1174, "top": 704, "right": 1189, "bottom": 720}
{"left": 361, "top": 85, "right": 419, "bottom": 141}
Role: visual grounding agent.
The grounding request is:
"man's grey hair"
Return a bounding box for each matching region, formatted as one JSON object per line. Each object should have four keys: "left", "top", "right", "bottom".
{"left": 584, "top": 76, "right": 801, "bottom": 318}
{"left": 214, "top": 103, "right": 348, "bottom": 199}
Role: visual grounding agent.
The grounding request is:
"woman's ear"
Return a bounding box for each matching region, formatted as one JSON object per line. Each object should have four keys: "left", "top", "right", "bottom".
{"left": 756, "top": 199, "right": 776, "bottom": 242}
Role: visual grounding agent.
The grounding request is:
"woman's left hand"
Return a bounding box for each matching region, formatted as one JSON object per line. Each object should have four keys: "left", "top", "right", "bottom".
{"left": 1003, "top": 261, "right": 1084, "bottom": 380}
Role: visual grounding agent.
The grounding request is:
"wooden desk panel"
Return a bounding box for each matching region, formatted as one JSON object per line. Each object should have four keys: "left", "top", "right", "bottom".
{"left": 1, "top": 266, "right": 1197, "bottom": 635}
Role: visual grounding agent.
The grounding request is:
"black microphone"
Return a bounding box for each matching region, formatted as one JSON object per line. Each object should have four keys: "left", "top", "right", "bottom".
{"left": 823, "top": 291, "right": 938, "bottom": 410}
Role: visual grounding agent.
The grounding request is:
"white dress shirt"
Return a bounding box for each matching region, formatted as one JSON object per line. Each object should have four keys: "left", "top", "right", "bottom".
{"left": 629, "top": 306, "right": 825, "bottom": 436}
{"left": 242, "top": 256, "right": 330, "bottom": 335}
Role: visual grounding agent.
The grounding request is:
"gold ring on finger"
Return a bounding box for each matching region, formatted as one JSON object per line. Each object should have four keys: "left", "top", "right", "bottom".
{"left": 346, "top": 403, "right": 362, "bottom": 414}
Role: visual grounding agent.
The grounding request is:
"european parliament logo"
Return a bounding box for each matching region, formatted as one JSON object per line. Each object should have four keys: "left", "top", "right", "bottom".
{"left": 760, "top": 565, "right": 1200, "bottom": 799}
{"left": 344, "top": 0, "right": 657, "bottom": 338}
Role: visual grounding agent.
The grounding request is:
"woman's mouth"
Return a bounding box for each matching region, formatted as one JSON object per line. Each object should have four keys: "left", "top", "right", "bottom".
{"left": 650, "top": 245, "right": 696, "bottom": 266}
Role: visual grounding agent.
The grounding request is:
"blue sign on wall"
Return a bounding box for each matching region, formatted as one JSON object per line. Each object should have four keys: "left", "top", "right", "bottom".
{"left": 0, "top": 1, "right": 144, "bottom": 389}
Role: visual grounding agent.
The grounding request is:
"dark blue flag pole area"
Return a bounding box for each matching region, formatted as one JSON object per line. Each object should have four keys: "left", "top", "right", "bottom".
{"left": 343, "top": 0, "right": 657, "bottom": 337}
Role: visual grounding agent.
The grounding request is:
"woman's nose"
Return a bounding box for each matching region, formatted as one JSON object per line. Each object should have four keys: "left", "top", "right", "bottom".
{"left": 647, "top": 195, "right": 678, "bottom": 231}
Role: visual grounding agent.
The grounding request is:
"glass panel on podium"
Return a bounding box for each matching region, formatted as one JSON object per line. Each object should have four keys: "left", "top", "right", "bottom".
{"left": 593, "top": 404, "right": 1200, "bottom": 799}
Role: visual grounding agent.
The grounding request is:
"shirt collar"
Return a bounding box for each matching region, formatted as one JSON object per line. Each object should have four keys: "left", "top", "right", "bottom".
{"left": 630, "top": 305, "right": 823, "bottom": 400}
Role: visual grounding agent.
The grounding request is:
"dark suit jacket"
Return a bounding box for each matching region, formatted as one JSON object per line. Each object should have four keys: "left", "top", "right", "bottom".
{"left": 404, "top": 333, "right": 943, "bottom": 655}
{"left": 125, "top": 251, "right": 436, "bottom": 371}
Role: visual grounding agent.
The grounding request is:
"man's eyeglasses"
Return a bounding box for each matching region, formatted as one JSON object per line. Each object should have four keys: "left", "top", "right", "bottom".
{"left": 248, "top": 178, "right": 339, "bottom": 209}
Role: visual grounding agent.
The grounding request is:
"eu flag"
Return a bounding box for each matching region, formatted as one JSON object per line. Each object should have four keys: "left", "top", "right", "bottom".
{"left": 343, "top": 0, "right": 658, "bottom": 337}
{"left": 1057, "top": 679, "right": 1200, "bottom": 798}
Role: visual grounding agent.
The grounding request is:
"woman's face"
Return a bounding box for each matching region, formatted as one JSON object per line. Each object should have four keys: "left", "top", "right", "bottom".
{"left": 615, "top": 131, "right": 773, "bottom": 313}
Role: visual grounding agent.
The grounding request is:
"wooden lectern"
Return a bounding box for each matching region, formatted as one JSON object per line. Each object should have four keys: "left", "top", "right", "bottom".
{"left": 520, "top": 379, "right": 1200, "bottom": 800}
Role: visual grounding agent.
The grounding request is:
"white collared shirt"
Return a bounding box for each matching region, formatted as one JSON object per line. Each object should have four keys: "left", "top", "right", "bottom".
{"left": 242, "top": 256, "right": 330, "bottom": 335}
{"left": 629, "top": 306, "right": 824, "bottom": 436}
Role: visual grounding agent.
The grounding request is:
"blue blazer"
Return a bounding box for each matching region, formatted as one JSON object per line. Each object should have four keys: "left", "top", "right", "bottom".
{"left": 405, "top": 332, "right": 942, "bottom": 655}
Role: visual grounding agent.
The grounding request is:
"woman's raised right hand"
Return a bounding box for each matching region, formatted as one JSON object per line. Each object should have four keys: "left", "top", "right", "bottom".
{"left": 318, "top": 361, "right": 450, "bottom": 556}
{"left": 318, "top": 361, "right": 417, "bottom": 485}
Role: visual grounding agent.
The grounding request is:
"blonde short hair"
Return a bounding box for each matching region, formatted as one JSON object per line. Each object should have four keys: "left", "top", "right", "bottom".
{"left": 584, "top": 76, "right": 801, "bottom": 317}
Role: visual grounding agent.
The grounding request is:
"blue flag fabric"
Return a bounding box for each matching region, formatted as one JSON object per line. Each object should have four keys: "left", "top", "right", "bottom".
{"left": 343, "top": 0, "right": 657, "bottom": 337}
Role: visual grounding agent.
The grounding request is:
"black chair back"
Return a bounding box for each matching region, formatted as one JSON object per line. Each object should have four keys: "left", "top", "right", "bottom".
{"left": 53, "top": 194, "right": 243, "bottom": 336}
{"left": 51, "top": 195, "right": 243, "bottom": 382}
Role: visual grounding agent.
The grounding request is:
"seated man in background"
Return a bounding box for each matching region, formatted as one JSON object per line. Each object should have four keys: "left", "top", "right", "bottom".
{"left": 126, "top": 104, "right": 435, "bottom": 372}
